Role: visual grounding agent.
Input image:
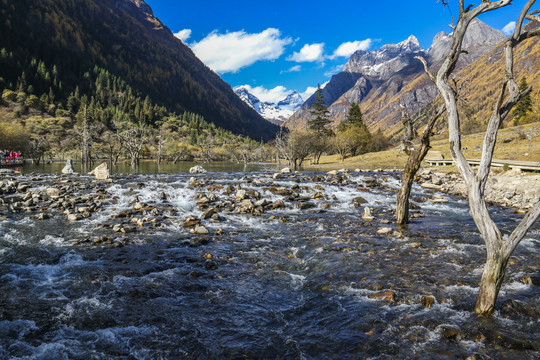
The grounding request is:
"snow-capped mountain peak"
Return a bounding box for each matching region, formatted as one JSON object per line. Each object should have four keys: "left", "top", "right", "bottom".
{"left": 343, "top": 35, "right": 425, "bottom": 79}
{"left": 234, "top": 86, "right": 262, "bottom": 112}
{"left": 278, "top": 91, "right": 303, "bottom": 108}
{"left": 234, "top": 87, "right": 304, "bottom": 125}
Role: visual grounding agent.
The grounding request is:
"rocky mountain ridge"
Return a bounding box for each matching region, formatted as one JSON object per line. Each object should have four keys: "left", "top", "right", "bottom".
{"left": 286, "top": 19, "right": 506, "bottom": 134}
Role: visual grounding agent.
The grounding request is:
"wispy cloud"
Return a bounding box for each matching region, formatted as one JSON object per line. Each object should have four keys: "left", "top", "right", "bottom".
{"left": 173, "top": 29, "right": 192, "bottom": 43}
{"left": 324, "top": 64, "right": 344, "bottom": 78}
{"left": 281, "top": 65, "right": 302, "bottom": 74}
{"left": 190, "top": 28, "right": 292, "bottom": 74}
{"left": 288, "top": 43, "right": 325, "bottom": 62}
{"left": 331, "top": 39, "right": 372, "bottom": 58}
{"left": 502, "top": 21, "right": 516, "bottom": 36}
{"left": 300, "top": 86, "right": 318, "bottom": 101}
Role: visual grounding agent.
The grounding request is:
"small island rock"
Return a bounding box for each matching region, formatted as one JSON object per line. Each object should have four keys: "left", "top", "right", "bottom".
{"left": 88, "top": 162, "right": 110, "bottom": 180}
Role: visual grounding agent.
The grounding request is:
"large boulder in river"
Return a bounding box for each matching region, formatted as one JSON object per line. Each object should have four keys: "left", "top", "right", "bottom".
{"left": 88, "top": 162, "right": 110, "bottom": 180}
{"left": 61, "top": 159, "right": 75, "bottom": 174}
{"left": 189, "top": 165, "right": 207, "bottom": 174}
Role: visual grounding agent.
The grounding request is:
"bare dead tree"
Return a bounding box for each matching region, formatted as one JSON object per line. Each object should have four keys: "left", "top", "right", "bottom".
{"left": 154, "top": 127, "right": 168, "bottom": 166}
{"left": 116, "top": 121, "right": 150, "bottom": 167}
{"left": 396, "top": 104, "right": 445, "bottom": 225}
{"left": 198, "top": 134, "right": 215, "bottom": 163}
{"left": 76, "top": 105, "right": 96, "bottom": 165}
{"left": 101, "top": 130, "right": 124, "bottom": 166}
{"left": 399, "top": 104, "right": 416, "bottom": 155}
{"left": 418, "top": 0, "right": 540, "bottom": 315}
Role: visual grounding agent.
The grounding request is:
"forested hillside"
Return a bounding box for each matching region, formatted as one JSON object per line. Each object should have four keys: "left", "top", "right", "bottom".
{"left": 0, "top": 0, "right": 278, "bottom": 140}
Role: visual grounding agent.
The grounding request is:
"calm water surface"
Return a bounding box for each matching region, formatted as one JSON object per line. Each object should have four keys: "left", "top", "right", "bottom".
{"left": 15, "top": 161, "right": 282, "bottom": 174}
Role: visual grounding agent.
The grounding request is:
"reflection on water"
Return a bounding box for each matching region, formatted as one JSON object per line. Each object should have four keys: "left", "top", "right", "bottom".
{"left": 17, "top": 160, "right": 282, "bottom": 174}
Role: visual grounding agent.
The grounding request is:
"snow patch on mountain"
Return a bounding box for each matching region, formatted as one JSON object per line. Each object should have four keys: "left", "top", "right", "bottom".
{"left": 234, "top": 86, "right": 304, "bottom": 124}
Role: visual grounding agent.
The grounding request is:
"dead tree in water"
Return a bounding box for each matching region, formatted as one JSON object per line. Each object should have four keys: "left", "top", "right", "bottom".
{"left": 400, "top": 104, "right": 415, "bottom": 155}
{"left": 395, "top": 105, "right": 445, "bottom": 225}
{"left": 418, "top": 0, "right": 540, "bottom": 315}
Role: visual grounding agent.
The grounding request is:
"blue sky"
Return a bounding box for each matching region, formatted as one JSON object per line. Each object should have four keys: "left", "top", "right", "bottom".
{"left": 146, "top": 0, "right": 531, "bottom": 102}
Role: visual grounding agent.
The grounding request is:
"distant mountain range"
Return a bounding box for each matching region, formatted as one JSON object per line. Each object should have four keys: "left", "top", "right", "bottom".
{"left": 0, "top": 0, "right": 278, "bottom": 140}
{"left": 234, "top": 87, "right": 304, "bottom": 125}
{"left": 285, "top": 19, "right": 539, "bottom": 138}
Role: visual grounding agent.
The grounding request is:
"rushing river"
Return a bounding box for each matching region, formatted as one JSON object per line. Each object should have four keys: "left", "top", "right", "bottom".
{"left": 0, "top": 170, "right": 538, "bottom": 359}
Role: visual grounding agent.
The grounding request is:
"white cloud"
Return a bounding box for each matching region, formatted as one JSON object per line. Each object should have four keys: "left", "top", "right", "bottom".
{"left": 174, "top": 29, "right": 192, "bottom": 42}
{"left": 324, "top": 64, "right": 344, "bottom": 78}
{"left": 300, "top": 86, "right": 318, "bottom": 101}
{"left": 190, "top": 28, "right": 292, "bottom": 74}
{"left": 502, "top": 21, "right": 516, "bottom": 36}
{"left": 288, "top": 43, "right": 325, "bottom": 62}
{"left": 281, "top": 65, "right": 302, "bottom": 74}
{"left": 331, "top": 39, "right": 372, "bottom": 58}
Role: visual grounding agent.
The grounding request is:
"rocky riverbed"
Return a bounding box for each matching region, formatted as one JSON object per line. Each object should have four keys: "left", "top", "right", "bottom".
{"left": 417, "top": 168, "right": 540, "bottom": 210}
{"left": 0, "top": 169, "right": 539, "bottom": 359}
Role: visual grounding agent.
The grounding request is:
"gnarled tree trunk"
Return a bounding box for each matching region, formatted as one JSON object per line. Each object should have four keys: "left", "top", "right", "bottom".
{"left": 396, "top": 105, "right": 444, "bottom": 225}
{"left": 420, "top": 0, "right": 540, "bottom": 315}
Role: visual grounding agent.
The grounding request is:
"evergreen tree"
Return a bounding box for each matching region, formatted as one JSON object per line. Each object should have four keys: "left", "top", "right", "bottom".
{"left": 308, "top": 85, "right": 330, "bottom": 134}
{"left": 513, "top": 77, "right": 532, "bottom": 125}
{"left": 346, "top": 102, "right": 364, "bottom": 127}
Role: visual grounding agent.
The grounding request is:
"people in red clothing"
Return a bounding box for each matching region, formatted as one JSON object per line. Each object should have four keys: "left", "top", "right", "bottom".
{"left": 0, "top": 150, "right": 23, "bottom": 163}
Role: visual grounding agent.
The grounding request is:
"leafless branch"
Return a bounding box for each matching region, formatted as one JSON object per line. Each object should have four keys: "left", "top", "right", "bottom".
{"left": 414, "top": 56, "right": 436, "bottom": 83}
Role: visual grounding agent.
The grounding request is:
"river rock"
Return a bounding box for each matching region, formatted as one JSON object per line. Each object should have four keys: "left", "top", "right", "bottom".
{"left": 192, "top": 225, "right": 210, "bottom": 235}
{"left": 273, "top": 173, "right": 283, "bottom": 180}
{"left": 236, "top": 199, "right": 254, "bottom": 213}
{"left": 501, "top": 299, "right": 538, "bottom": 317}
{"left": 377, "top": 227, "right": 393, "bottom": 235}
{"left": 271, "top": 199, "right": 285, "bottom": 209}
{"left": 368, "top": 290, "right": 396, "bottom": 302}
{"left": 183, "top": 216, "right": 200, "bottom": 227}
{"left": 61, "top": 159, "right": 75, "bottom": 174}
{"left": 235, "top": 189, "right": 247, "bottom": 201}
{"left": 521, "top": 274, "right": 540, "bottom": 286}
{"left": 297, "top": 201, "right": 316, "bottom": 210}
{"left": 44, "top": 187, "right": 61, "bottom": 197}
{"left": 255, "top": 198, "right": 269, "bottom": 207}
{"left": 32, "top": 213, "right": 51, "bottom": 220}
{"left": 201, "top": 208, "right": 217, "bottom": 220}
{"left": 483, "top": 329, "right": 534, "bottom": 350}
{"left": 189, "top": 165, "right": 207, "bottom": 174}
{"left": 421, "top": 183, "right": 442, "bottom": 191}
{"left": 197, "top": 196, "right": 211, "bottom": 205}
{"left": 280, "top": 167, "right": 292, "bottom": 174}
{"left": 17, "top": 183, "right": 30, "bottom": 192}
{"left": 421, "top": 295, "right": 435, "bottom": 308}
{"left": 362, "top": 207, "right": 374, "bottom": 221}
{"left": 440, "top": 325, "right": 465, "bottom": 340}
{"left": 88, "top": 162, "right": 110, "bottom": 180}
{"left": 352, "top": 196, "right": 368, "bottom": 206}
{"left": 67, "top": 213, "right": 82, "bottom": 221}
{"left": 313, "top": 192, "right": 325, "bottom": 200}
